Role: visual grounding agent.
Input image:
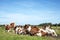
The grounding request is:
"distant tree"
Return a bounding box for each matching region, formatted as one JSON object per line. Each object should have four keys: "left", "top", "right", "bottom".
{"left": 52, "top": 23, "right": 58, "bottom": 26}
{"left": 58, "top": 23, "right": 60, "bottom": 26}
{"left": 0, "top": 24, "right": 5, "bottom": 27}
{"left": 38, "top": 23, "right": 52, "bottom": 26}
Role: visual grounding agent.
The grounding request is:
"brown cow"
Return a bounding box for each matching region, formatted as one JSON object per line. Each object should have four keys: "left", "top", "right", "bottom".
{"left": 29, "top": 26, "right": 39, "bottom": 36}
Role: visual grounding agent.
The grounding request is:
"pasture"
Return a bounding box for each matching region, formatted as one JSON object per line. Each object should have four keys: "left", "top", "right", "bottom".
{"left": 0, "top": 26, "right": 60, "bottom": 40}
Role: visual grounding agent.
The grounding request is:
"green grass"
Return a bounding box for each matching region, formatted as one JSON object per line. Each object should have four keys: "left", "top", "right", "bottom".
{"left": 0, "top": 26, "right": 60, "bottom": 40}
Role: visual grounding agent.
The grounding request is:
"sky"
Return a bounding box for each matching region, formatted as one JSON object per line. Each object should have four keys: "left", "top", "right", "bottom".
{"left": 0, "top": 0, "right": 60, "bottom": 25}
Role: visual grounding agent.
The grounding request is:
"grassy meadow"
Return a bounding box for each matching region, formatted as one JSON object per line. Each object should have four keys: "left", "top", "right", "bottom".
{"left": 0, "top": 26, "right": 60, "bottom": 40}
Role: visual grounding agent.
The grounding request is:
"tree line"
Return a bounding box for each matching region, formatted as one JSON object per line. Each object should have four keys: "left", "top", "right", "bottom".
{"left": 38, "top": 23, "right": 60, "bottom": 26}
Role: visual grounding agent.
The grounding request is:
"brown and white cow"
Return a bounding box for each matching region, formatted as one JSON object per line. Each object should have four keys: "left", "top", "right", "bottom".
{"left": 5, "top": 24, "right": 11, "bottom": 32}
{"left": 45, "top": 25, "right": 57, "bottom": 36}
{"left": 5, "top": 23, "right": 15, "bottom": 32}
{"left": 39, "top": 25, "right": 57, "bottom": 37}
{"left": 14, "top": 25, "right": 23, "bottom": 34}
{"left": 36, "top": 25, "right": 57, "bottom": 37}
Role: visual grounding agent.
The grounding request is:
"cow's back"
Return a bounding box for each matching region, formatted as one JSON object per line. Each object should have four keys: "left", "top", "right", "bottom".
{"left": 30, "top": 26, "right": 39, "bottom": 35}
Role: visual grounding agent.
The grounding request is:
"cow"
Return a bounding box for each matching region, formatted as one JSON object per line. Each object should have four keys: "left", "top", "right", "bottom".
{"left": 14, "top": 25, "right": 23, "bottom": 34}
{"left": 42, "top": 25, "right": 57, "bottom": 37}
{"left": 22, "top": 24, "right": 34, "bottom": 35}
{"left": 5, "top": 24, "right": 11, "bottom": 32}
{"left": 23, "top": 25, "right": 40, "bottom": 36}
{"left": 5, "top": 23, "right": 15, "bottom": 32}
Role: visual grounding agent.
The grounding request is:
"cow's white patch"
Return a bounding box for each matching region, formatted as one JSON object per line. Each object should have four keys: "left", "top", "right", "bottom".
{"left": 15, "top": 27, "right": 19, "bottom": 34}
{"left": 15, "top": 27, "right": 23, "bottom": 34}
{"left": 18, "top": 29, "right": 23, "bottom": 34}
{"left": 36, "top": 32, "right": 42, "bottom": 37}
{"left": 27, "top": 26, "right": 31, "bottom": 32}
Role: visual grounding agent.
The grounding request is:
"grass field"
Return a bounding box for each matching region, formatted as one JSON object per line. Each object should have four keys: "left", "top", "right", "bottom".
{"left": 0, "top": 26, "right": 60, "bottom": 40}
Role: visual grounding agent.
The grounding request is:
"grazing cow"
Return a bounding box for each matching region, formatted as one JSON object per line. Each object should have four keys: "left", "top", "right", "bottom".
{"left": 5, "top": 23, "right": 15, "bottom": 32}
{"left": 5, "top": 25, "right": 11, "bottom": 32}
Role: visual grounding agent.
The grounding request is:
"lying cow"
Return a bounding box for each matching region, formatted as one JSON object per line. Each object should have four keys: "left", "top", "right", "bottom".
{"left": 45, "top": 25, "right": 57, "bottom": 36}
{"left": 37, "top": 26, "right": 57, "bottom": 36}
{"left": 14, "top": 25, "right": 23, "bottom": 34}
{"left": 23, "top": 25, "right": 38, "bottom": 35}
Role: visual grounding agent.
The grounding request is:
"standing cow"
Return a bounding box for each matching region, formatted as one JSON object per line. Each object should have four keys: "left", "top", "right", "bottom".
{"left": 5, "top": 23, "right": 15, "bottom": 32}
